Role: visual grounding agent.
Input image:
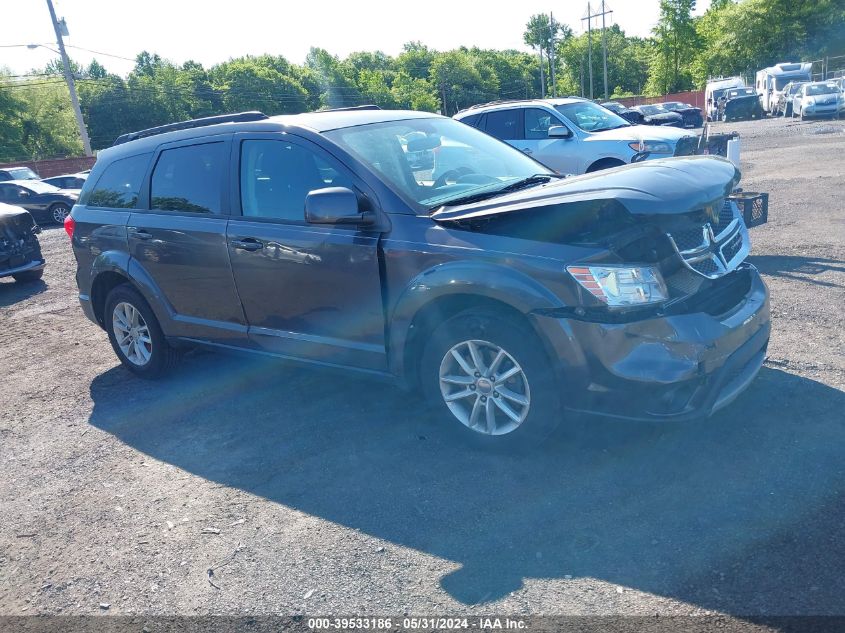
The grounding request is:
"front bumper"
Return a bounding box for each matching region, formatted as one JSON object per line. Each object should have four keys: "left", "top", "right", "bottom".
{"left": 533, "top": 264, "right": 770, "bottom": 421}
{"left": 802, "top": 103, "right": 844, "bottom": 117}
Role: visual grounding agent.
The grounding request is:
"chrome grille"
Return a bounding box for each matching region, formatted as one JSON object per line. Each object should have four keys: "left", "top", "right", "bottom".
{"left": 667, "top": 215, "right": 750, "bottom": 280}
{"left": 718, "top": 199, "right": 735, "bottom": 227}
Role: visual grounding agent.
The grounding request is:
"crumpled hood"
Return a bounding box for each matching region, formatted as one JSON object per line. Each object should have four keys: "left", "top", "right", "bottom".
{"left": 431, "top": 156, "right": 740, "bottom": 223}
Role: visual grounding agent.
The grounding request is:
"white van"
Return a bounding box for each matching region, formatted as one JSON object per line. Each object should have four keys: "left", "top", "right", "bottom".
{"left": 705, "top": 77, "right": 746, "bottom": 121}
{"left": 755, "top": 63, "right": 813, "bottom": 114}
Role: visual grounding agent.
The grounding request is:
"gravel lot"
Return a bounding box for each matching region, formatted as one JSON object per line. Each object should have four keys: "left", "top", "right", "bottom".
{"left": 1, "top": 115, "right": 843, "bottom": 620}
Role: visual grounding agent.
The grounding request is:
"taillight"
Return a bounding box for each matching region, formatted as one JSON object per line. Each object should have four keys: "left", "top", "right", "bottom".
{"left": 64, "top": 214, "right": 75, "bottom": 240}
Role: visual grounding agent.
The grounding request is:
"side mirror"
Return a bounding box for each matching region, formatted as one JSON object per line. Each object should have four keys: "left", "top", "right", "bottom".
{"left": 548, "top": 125, "right": 572, "bottom": 139}
{"left": 18, "top": 191, "right": 29, "bottom": 198}
{"left": 305, "top": 187, "right": 374, "bottom": 226}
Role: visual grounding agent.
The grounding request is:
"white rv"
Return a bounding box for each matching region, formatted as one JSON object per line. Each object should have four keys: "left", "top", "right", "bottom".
{"left": 756, "top": 62, "right": 813, "bottom": 114}
{"left": 704, "top": 77, "right": 746, "bottom": 121}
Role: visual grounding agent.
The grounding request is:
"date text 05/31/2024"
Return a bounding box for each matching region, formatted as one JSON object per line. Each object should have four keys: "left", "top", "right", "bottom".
{"left": 307, "top": 617, "right": 527, "bottom": 630}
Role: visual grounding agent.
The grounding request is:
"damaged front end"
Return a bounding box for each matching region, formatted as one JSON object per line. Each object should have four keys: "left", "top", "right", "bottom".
{"left": 432, "top": 156, "right": 770, "bottom": 421}
{"left": 0, "top": 203, "right": 45, "bottom": 280}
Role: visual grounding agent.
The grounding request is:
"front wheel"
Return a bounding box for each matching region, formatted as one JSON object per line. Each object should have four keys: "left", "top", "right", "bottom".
{"left": 104, "top": 284, "right": 180, "bottom": 378}
{"left": 49, "top": 203, "right": 71, "bottom": 224}
{"left": 420, "top": 309, "right": 562, "bottom": 448}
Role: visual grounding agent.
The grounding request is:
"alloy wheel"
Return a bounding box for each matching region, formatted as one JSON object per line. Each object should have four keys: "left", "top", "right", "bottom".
{"left": 51, "top": 205, "right": 70, "bottom": 224}
{"left": 112, "top": 301, "right": 152, "bottom": 366}
{"left": 438, "top": 339, "right": 530, "bottom": 436}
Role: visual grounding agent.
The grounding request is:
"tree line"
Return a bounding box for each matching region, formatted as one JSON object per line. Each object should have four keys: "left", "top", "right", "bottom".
{"left": 1, "top": 0, "right": 842, "bottom": 162}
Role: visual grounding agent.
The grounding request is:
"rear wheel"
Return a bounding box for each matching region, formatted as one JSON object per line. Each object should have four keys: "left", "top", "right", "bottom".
{"left": 49, "top": 203, "right": 71, "bottom": 225}
{"left": 104, "top": 284, "right": 180, "bottom": 378}
{"left": 420, "top": 309, "right": 562, "bottom": 448}
{"left": 12, "top": 268, "right": 43, "bottom": 283}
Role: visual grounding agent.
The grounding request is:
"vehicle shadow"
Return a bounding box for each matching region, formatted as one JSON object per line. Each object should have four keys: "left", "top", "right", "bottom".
{"left": 749, "top": 254, "right": 845, "bottom": 289}
{"left": 88, "top": 356, "right": 845, "bottom": 613}
{"left": 0, "top": 277, "right": 47, "bottom": 307}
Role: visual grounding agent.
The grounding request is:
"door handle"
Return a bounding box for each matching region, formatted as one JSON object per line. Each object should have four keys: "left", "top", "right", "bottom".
{"left": 230, "top": 238, "right": 264, "bottom": 251}
{"left": 128, "top": 228, "right": 152, "bottom": 240}
{"left": 520, "top": 148, "right": 533, "bottom": 155}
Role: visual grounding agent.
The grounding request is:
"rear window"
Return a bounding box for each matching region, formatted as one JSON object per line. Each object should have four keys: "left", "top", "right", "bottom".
{"left": 484, "top": 109, "right": 521, "bottom": 141}
{"left": 150, "top": 143, "right": 226, "bottom": 214}
{"left": 84, "top": 153, "right": 151, "bottom": 209}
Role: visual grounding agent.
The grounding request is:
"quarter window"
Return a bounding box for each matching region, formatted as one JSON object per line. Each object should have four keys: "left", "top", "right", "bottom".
{"left": 86, "top": 153, "right": 151, "bottom": 209}
{"left": 150, "top": 143, "right": 225, "bottom": 214}
{"left": 484, "top": 109, "right": 521, "bottom": 141}
{"left": 239, "top": 139, "right": 353, "bottom": 221}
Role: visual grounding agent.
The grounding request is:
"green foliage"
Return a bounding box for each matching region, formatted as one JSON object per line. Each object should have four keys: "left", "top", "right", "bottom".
{"left": 2, "top": 0, "right": 844, "bottom": 162}
{"left": 645, "top": 0, "right": 699, "bottom": 95}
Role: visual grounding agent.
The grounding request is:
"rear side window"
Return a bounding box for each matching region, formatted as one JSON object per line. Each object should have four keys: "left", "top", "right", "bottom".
{"left": 484, "top": 109, "right": 522, "bottom": 141}
{"left": 150, "top": 142, "right": 226, "bottom": 214}
{"left": 85, "top": 153, "right": 151, "bottom": 209}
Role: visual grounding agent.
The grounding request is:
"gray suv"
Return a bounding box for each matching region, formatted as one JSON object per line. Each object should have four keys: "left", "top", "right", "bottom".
{"left": 68, "top": 109, "right": 770, "bottom": 446}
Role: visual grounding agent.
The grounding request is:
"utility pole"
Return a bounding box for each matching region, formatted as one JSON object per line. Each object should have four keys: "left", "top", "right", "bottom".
{"left": 538, "top": 49, "right": 546, "bottom": 98}
{"left": 583, "top": 3, "right": 593, "bottom": 99}
{"left": 583, "top": 1, "right": 613, "bottom": 101}
{"left": 45, "top": 0, "right": 92, "bottom": 156}
{"left": 600, "top": 0, "right": 613, "bottom": 100}
{"left": 549, "top": 13, "right": 557, "bottom": 98}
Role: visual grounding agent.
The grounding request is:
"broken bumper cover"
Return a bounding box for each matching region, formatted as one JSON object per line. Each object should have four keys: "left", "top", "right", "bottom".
{"left": 533, "top": 264, "right": 770, "bottom": 421}
{"left": 0, "top": 258, "right": 45, "bottom": 279}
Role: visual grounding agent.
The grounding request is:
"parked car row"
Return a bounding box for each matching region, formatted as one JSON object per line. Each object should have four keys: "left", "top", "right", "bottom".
{"left": 601, "top": 101, "right": 704, "bottom": 129}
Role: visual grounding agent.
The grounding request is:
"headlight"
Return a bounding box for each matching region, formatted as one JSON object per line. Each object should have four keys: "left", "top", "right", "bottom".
{"left": 628, "top": 141, "right": 673, "bottom": 154}
{"left": 567, "top": 265, "right": 669, "bottom": 307}
{"left": 803, "top": 97, "right": 815, "bottom": 105}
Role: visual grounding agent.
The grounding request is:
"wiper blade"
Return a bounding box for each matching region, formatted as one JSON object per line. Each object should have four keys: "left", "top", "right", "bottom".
{"left": 431, "top": 173, "right": 562, "bottom": 210}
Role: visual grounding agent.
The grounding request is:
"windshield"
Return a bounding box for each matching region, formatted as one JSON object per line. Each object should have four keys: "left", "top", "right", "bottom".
{"left": 639, "top": 104, "right": 668, "bottom": 115}
{"left": 805, "top": 83, "right": 840, "bottom": 96}
{"left": 728, "top": 88, "right": 756, "bottom": 98}
{"left": 324, "top": 117, "right": 552, "bottom": 210}
{"left": 20, "top": 181, "right": 59, "bottom": 194}
{"left": 554, "top": 101, "right": 630, "bottom": 132}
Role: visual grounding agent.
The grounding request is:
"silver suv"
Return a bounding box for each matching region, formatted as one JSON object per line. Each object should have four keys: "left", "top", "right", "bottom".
{"left": 454, "top": 98, "right": 699, "bottom": 174}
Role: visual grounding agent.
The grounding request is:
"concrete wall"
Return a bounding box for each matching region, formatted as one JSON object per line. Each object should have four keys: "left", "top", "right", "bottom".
{"left": 0, "top": 156, "right": 97, "bottom": 179}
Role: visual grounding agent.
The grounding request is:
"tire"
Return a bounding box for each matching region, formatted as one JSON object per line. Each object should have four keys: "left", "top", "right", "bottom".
{"left": 12, "top": 268, "right": 43, "bottom": 283}
{"left": 104, "top": 283, "right": 180, "bottom": 378}
{"left": 48, "top": 203, "right": 71, "bottom": 225}
{"left": 419, "top": 308, "right": 562, "bottom": 449}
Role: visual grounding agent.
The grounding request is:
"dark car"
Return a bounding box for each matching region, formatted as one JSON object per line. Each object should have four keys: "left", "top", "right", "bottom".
{"left": 721, "top": 87, "right": 763, "bottom": 121}
{"left": 630, "top": 104, "right": 685, "bottom": 127}
{"left": 67, "top": 110, "right": 769, "bottom": 447}
{"left": 0, "top": 202, "right": 45, "bottom": 283}
{"left": 0, "top": 166, "right": 40, "bottom": 182}
{"left": 600, "top": 101, "right": 643, "bottom": 124}
{"left": 660, "top": 101, "right": 704, "bottom": 128}
{"left": 42, "top": 173, "right": 88, "bottom": 190}
{"left": 0, "top": 180, "right": 78, "bottom": 224}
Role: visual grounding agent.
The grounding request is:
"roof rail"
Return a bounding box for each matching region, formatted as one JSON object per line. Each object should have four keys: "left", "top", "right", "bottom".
{"left": 112, "top": 111, "right": 269, "bottom": 146}
{"left": 316, "top": 105, "right": 381, "bottom": 112}
{"left": 456, "top": 99, "right": 535, "bottom": 114}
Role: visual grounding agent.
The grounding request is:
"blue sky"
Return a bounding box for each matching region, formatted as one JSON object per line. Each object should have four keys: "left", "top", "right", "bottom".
{"left": 2, "top": 0, "right": 711, "bottom": 75}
